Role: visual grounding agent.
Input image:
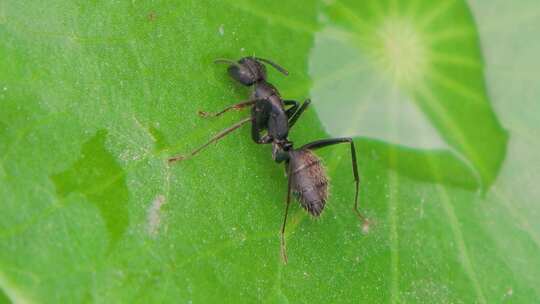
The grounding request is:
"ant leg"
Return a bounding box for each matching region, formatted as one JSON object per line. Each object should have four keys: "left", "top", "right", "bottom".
{"left": 300, "top": 138, "right": 368, "bottom": 226}
{"left": 283, "top": 100, "right": 300, "bottom": 118}
{"left": 288, "top": 99, "right": 311, "bottom": 129}
{"left": 251, "top": 119, "right": 270, "bottom": 144}
{"left": 168, "top": 117, "right": 252, "bottom": 163}
{"left": 251, "top": 101, "right": 273, "bottom": 144}
{"left": 198, "top": 99, "right": 257, "bottom": 118}
{"left": 280, "top": 165, "right": 293, "bottom": 264}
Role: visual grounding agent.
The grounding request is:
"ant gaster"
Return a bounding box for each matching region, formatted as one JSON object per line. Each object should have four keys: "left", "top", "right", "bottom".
{"left": 272, "top": 138, "right": 368, "bottom": 263}
{"left": 168, "top": 57, "right": 310, "bottom": 162}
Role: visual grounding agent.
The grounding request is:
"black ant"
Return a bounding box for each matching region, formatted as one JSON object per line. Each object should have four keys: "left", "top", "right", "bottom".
{"left": 168, "top": 57, "right": 368, "bottom": 263}
{"left": 168, "top": 57, "right": 310, "bottom": 162}
{"left": 271, "top": 138, "right": 368, "bottom": 263}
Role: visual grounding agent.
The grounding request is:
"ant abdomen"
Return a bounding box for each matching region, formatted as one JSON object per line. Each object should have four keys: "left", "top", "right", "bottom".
{"left": 289, "top": 149, "right": 329, "bottom": 216}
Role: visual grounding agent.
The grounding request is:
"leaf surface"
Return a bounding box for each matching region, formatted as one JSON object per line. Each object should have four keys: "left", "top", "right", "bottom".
{"left": 0, "top": 0, "right": 538, "bottom": 303}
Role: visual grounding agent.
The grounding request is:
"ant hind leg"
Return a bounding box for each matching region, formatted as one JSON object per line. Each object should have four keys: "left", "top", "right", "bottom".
{"left": 300, "top": 137, "right": 369, "bottom": 229}
{"left": 280, "top": 165, "right": 293, "bottom": 264}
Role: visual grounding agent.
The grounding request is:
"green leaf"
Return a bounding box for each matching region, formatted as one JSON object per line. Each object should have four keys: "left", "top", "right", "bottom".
{"left": 311, "top": 0, "right": 508, "bottom": 190}
{"left": 0, "top": 287, "right": 10, "bottom": 304}
{"left": 1, "top": 0, "right": 539, "bottom": 303}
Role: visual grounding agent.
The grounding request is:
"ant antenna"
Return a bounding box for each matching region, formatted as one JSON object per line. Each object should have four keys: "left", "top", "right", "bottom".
{"left": 254, "top": 57, "right": 289, "bottom": 76}
{"left": 214, "top": 58, "right": 242, "bottom": 69}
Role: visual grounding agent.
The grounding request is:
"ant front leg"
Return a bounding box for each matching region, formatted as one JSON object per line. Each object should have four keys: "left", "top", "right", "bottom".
{"left": 251, "top": 118, "right": 272, "bottom": 144}
{"left": 300, "top": 137, "right": 369, "bottom": 229}
{"left": 198, "top": 99, "right": 257, "bottom": 118}
{"left": 250, "top": 101, "right": 273, "bottom": 144}
{"left": 287, "top": 99, "right": 310, "bottom": 129}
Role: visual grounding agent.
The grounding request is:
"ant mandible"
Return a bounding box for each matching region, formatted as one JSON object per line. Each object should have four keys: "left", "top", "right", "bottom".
{"left": 168, "top": 57, "right": 310, "bottom": 162}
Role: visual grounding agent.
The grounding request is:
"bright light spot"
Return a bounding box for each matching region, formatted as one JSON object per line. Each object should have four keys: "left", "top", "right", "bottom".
{"left": 218, "top": 24, "right": 224, "bottom": 36}
{"left": 374, "top": 18, "right": 428, "bottom": 86}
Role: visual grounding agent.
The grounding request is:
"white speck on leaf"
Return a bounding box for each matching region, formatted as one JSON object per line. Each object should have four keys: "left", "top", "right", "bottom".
{"left": 147, "top": 194, "right": 167, "bottom": 237}
{"left": 218, "top": 24, "right": 224, "bottom": 36}
{"left": 361, "top": 221, "right": 371, "bottom": 234}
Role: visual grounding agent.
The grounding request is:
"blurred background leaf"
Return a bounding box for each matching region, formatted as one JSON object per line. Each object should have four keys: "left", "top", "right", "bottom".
{"left": 0, "top": 0, "right": 538, "bottom": 303}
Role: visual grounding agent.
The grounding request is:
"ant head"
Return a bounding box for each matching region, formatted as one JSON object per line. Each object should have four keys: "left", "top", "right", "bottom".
{"left": 214, "top": 57, "right": 265, "bottom": 86}
{"left": 272, "top": 139, "right": 293, "bottom": 163}
{"left": 215, "top": 57, "right": 289, "bottom": 87}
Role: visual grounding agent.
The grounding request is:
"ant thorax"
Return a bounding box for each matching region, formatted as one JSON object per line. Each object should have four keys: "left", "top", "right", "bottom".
{"left": 254, "top": 81, "right": 280, "bottom": 99}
